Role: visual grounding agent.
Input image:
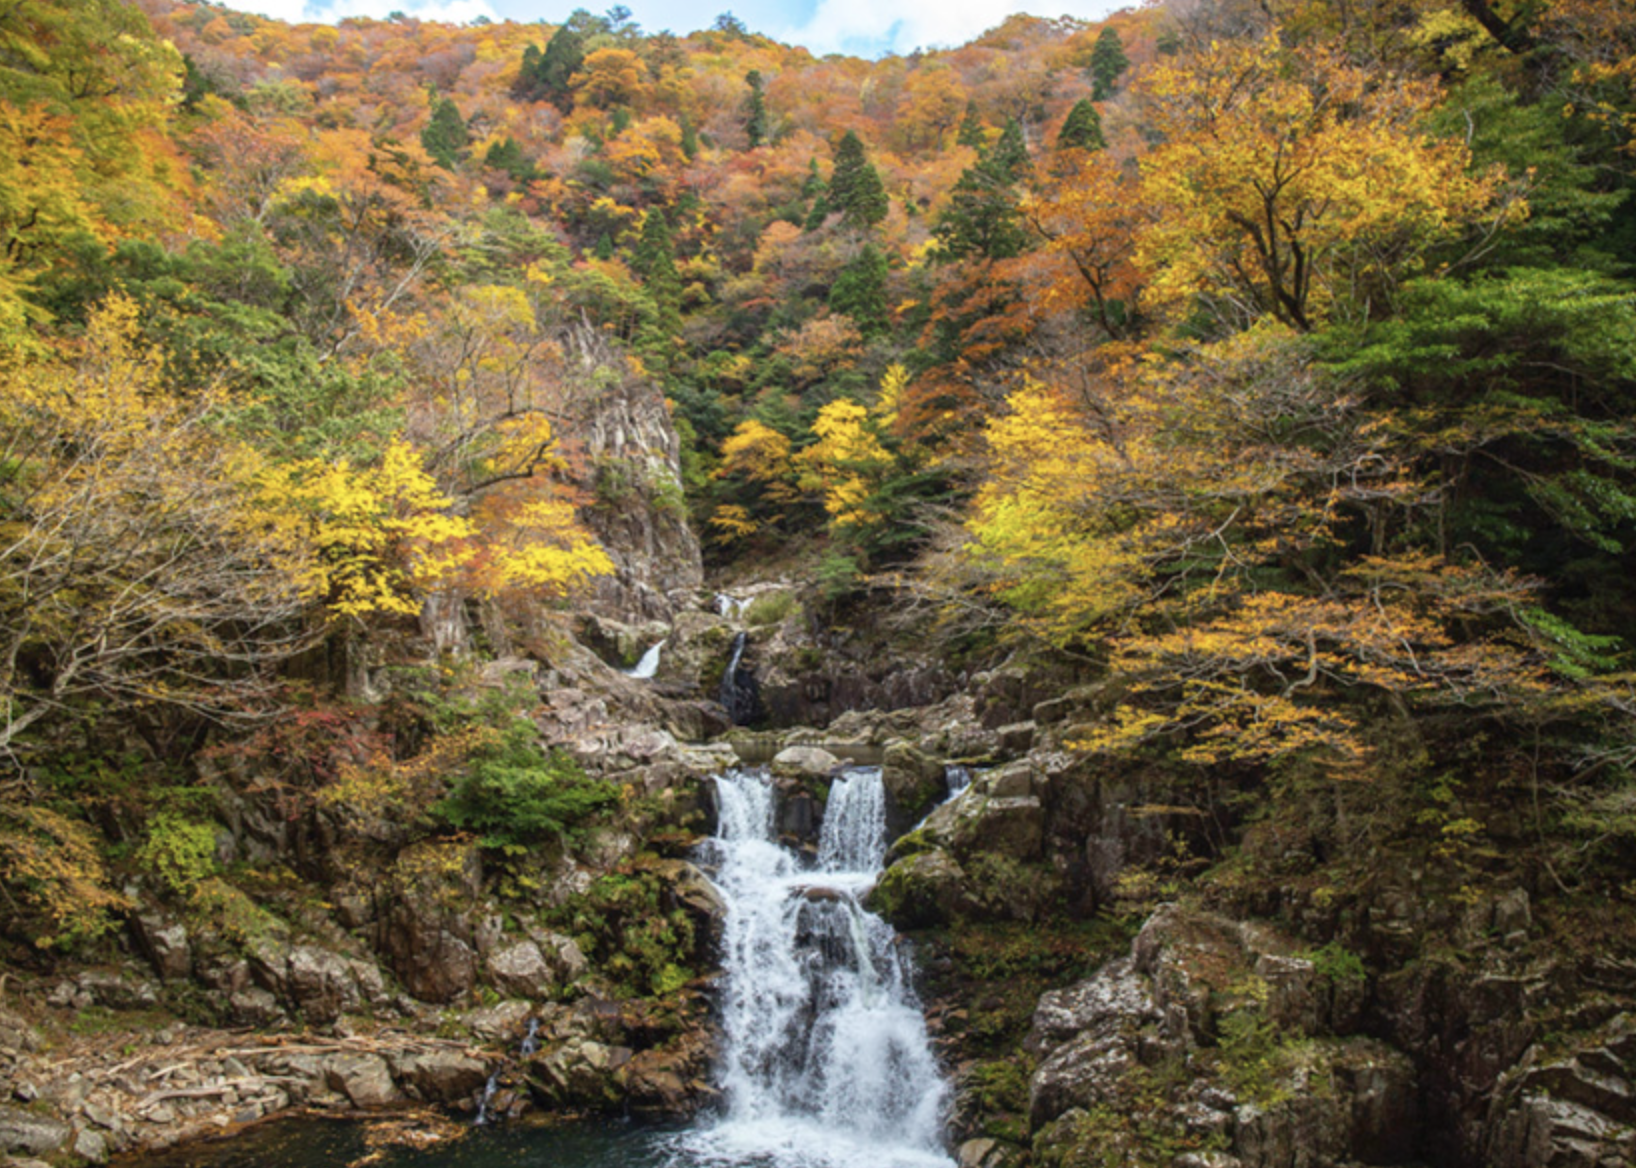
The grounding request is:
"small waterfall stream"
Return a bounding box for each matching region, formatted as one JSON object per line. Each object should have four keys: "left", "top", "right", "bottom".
{"left": 679, "top": 767, "right": 951, "bottom": 1168}
{"left": 627, "top": 639, "right": 666, "bottom": 679}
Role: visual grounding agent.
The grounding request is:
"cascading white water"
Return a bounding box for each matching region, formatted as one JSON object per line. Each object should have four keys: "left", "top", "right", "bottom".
{"left": 627, "top": 639, "right": 666, "bottom": 679}
{"left": 678, "top": 767, "right": 952, "bottom": 1168}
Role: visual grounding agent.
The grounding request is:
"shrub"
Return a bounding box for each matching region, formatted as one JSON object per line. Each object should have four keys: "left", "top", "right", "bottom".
{"left": 137, "top": 812, "right": 219, "bottom": 897}
{"left": 744, "top": 589, "right": 798, "bottom": 626}
{"left": 434, "top": 719, "right": 616, "bottom": 848}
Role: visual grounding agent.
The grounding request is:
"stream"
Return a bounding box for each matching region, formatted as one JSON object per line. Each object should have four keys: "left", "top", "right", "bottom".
{"left": 132, "top": 767, "right": 953, "bottom": 1168}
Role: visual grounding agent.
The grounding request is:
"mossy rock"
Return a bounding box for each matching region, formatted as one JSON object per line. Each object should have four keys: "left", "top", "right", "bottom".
{"left": 868, "top": 849, "right": 974, "bottom": 929}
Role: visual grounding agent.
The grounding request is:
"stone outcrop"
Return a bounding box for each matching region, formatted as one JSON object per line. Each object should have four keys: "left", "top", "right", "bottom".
{"left": 1024, "top": 906, "right": 1418, "bottom": 1168}
{"left": 0, "top": 1028, "right": 498, "bottom": 1160}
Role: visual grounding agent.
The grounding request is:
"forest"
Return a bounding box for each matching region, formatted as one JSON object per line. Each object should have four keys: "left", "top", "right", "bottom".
{"left": 0, "top": 0, "right": 1635, "bottom": 1165}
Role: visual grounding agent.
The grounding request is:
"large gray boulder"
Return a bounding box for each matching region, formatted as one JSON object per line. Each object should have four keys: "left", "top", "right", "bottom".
{"left": 0, "top": 1106, "right": 69, "bottom": 1156}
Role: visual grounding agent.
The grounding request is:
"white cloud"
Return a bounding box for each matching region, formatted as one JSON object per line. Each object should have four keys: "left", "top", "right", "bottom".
{"left": 231, "top": 0, "right": 499, "bottom": 25}
{"left": 782, "top": 0, "right": 1125, "bottom": 55}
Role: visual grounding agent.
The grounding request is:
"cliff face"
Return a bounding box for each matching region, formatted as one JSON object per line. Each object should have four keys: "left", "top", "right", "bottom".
{"left": 564, "top": 323, "right": 703, "bottom": 626}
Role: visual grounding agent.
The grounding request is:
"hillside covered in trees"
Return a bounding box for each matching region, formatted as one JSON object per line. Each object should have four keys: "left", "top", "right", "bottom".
{"left": 2, "top": 0, "right": 1636, "bottom": 1165}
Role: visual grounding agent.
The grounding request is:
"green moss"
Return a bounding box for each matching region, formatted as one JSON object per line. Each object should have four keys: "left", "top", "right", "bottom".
{"left": 550, "top": 858, "right": 700, "bottom": 1000}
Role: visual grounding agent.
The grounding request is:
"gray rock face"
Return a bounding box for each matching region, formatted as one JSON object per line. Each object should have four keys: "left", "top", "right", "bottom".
{"left": 1484, "top": 1017, "right": 1636, "bottom": 1167}
{"left": 324, "top": 1053, "right": 401, "bottom": 1108}
{"left": 387, "top": 1050, "right": 491, "bottom": 1102}
{"left": 571, "top": 353, "right": 703, "bottom": 623}
{"left": 487, "top": 942, "right": 559, "bottom": 1000}
{"left": 0, "top": 1106, "right": 70, "bottom": 1156}
{"left": 1026, "top": 907, "right": 1419, "bottom": 1168}
{"left": 880, "top": 741, "right": 947, "bottom": 838}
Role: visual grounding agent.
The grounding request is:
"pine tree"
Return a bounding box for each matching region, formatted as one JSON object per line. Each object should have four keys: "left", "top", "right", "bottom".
{"left": 484, "top": 136, "right": 535, "bottom": 182}
{"left": 829, "top": 130, "right": 888, "bottom": 230}
{"left": 633, "top": 209, "right": 682, "bottom": 373}
{"left": 828, "top": 244, "right": 890, "bottom": 338}
{"left": 934, "top": 119, "right": 1033, "bottom": 261}
{"left": 1056, "top": 99, "right": 1106, "bottom": 153}
{"left": 956, "top": 100, "right": 986, "bottom": 149}
{"left": 743, "top": 69, "right": 770, "bottom": 149}
{"left": 1089, "top": 27, "right": 1129, "bottom": 101}
{"left": 513, "top": 24, "right": 585, "bottom": 111}
{"left": 421, "top": 97, "right": 468, "bottom": 170}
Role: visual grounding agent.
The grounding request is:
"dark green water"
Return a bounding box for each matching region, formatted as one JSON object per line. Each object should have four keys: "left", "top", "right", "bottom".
{"left": 130, "top": 1118, "right": 687, "bottom": 1168}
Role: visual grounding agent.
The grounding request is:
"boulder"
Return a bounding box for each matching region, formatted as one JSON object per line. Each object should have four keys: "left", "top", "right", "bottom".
{"left": 285, "top": 944, "right": 362, "bottom": 1022}
{"left": 533, "top": 1038, "right": 634, "bottom": 1109}
{"left": 869, "top": 850, "right": 976, "bottom": 929}
{"left": 487, "top": 942, "right": 559, "bottom": 1000}
{"left": 72, "top": 1128, "right": 110, "bottom": 1164}
{"left": 131, "top": 909, "right": 191, "bottom": 981}
{"left": 388, "top": 1050, "right": 491, "bottom": 1103}
{"left": 954, "top": 795, "right": 1044, "bottom": 862}
{"left": 0, "top": 1106, "right": 69, "bottom": 1156}
{"left": 770, "top": 746, "right": 841, "bottom": 778}
{"left": 880, "top": 742, "right": 947, "bottom": 839}
{"left": 0, "top": 1008, "right": 41, "bottom": 1054}
{"left": 324, "top": 1053, "right": 401, "bottom": 1108}
{"left": 464, "top": 1000, "right": 535, "bottom": 1043}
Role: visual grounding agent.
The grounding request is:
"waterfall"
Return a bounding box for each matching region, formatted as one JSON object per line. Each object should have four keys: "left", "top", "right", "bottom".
{"left": 678, "top": 767, "right": 951, "bottom": 1168}
{"left": 473, "top": 1071, "right": 499, "bottom": 1126}
{"left": 627, "top": 639, "right": 666, "bottom": 679}
{"left": 943, "top": 765, "right": 972, "bottom": 799}
{"left": 718, "top": 632, "right": 759, "bottom": 725}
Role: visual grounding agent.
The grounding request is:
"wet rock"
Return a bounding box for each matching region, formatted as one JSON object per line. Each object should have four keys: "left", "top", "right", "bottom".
{"left": 881, "top": 742, "right": 946, "bottom": 839}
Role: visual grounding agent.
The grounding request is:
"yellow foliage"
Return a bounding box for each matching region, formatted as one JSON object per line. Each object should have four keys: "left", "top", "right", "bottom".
{"left": 250, "top": 439, "right": 476, "bottom": 619}
{"left": 794, "top": 399, "right": 894, "bottom": 531}
{"left": 717, "top": 419, "right": 797, "bottom": 500}
{"left": 0, "top": 803, "right": 131, "bottom": 948}
{"left": 968, "top": 328, "right": 1554, "bottom": 766}
{"left": 709, "top": 503, "right": 761, "bottom": 541}
{"left": 1135, "top": 29, "right": 1514, "bottom": 330}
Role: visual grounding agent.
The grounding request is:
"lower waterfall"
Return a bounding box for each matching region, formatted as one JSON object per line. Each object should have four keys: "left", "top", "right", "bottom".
{"left": 677, "top": 767, "right": 952, "bottom": 1168}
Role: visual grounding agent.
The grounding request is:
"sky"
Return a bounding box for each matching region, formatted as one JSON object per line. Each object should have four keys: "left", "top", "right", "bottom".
{"left": 228, "top": 0, "right": 1131, "bottom": 58}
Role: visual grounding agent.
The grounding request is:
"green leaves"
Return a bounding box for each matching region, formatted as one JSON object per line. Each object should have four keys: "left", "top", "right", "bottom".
{"left": 434, "top": 720, "right": 616, "bottom": 849}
